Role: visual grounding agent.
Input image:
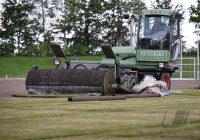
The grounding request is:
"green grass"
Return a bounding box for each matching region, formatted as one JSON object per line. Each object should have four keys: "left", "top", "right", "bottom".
{"left": 0, "top": 56, "right": 102, "bottom": 77}
{"left": 0, "top": 89, "right": 200, "bottom": 140}
{"left": 0, "top": 56, "right": 199, "bottom": 78}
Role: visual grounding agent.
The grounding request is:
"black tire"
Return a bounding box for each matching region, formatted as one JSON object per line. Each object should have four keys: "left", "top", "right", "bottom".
{"left": 73, "top": 64, "right": 87, "bottom": 69}
{"left": 96, "top": 64, "right": 111, "bottom": 70}
{"left": 160, "top": 73, "right": 171, "bottom": 90}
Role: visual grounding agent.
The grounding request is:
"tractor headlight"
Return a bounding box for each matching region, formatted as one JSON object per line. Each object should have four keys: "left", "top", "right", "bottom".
{"left": 32, "top": 65, "right": 38, "bottom": 70}
{"left": 54, "top": 58, "right": 60, "bottom": 65}
{"left": 159, "top": 63, "right": 164, "bottom": 68}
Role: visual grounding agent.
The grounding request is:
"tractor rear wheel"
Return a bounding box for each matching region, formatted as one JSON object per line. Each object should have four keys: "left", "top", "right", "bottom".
{"left": 160, "top": 73, "right": 171, "bottom": 90}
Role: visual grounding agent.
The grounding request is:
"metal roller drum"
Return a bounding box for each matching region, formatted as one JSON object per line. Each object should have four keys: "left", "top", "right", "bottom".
{"left": 26, "top": 69, "right": 115, "bottom": 95}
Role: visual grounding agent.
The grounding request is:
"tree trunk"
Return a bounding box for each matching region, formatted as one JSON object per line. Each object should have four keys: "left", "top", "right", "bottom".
{"left": 42, "top": 0, "right": 46, "bottom": 39}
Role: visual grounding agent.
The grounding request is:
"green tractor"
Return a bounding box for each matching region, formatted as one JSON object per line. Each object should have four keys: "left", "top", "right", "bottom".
{"left": 26, "top": 9, "right": 181, "bottom": 95}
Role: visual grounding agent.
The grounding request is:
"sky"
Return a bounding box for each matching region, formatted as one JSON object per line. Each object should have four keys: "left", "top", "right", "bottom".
{"left": 0, "top": 0, "right": 198, "bottom": 49}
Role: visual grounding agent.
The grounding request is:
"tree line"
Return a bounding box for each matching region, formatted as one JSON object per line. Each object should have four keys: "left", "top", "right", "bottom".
{"left": 0, "top": 0, "right": 199, "bottom": 56}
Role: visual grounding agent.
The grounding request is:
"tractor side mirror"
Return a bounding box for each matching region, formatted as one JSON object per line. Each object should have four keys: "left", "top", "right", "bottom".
{"left": 101, "top": 44, "right": 115, "bottom": 59}
{"left": 50, "top": 43, "right": 66, "bottom": 58}
{"left": 50, "top": 43, "right": 70, "bottom": 69}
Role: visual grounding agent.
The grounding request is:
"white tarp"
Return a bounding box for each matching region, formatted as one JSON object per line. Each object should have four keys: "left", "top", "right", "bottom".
{"left": 132, "top": 75, "right": 169, "bottom": 96}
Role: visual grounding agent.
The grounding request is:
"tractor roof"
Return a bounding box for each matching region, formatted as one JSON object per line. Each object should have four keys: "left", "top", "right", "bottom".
{"left": 142, "top": 9, "right": 173, "bottom": 16}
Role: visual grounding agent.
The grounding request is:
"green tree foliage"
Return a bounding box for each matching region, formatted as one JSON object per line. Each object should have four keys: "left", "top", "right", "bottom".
{"left": 0, "top": 0, "right": 37, "bottom": 56}
{"left": 0, "top": 42, "right": 15, "bottom": 56}
{"left": 32, "top": 0, "right": 53, "bottom": 56}
{"left": 189, "top": 0, "right": 200, "bottom": 54}
{"left": 151, "top": 0, "right": 173, "bottom": 9}
{"left": 0, "top": 0, "right": 147, "bottom": 56}
{"left": 125, "top": 0, "right": 146, "bottom": 16}
{"left": 102, "top": 0, "right": 126, "bottom": 46}
{"left": 72, "top": 0, "right": 105, "bottom": 53}
{"left": 52, "top": 0, "right": 79, "bottom": 49}
{"left": 68, "top": 43, "right": 89, "bottom": 56}
{"left": 102, "top": 0, "right": 146, "bottom": 46}
{"left": 189, "top": 0, "right": 200, "bottom": 23}
{"left": 54, "top": 0, "right": 106, "bottom": 55}
{"left": 33, "top": 0, "right": 49, "bottom": 40}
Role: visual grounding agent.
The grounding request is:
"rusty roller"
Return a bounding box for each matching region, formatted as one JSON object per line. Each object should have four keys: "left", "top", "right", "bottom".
{"left": 26, "top": 69, "right": 115, "bottom": 95}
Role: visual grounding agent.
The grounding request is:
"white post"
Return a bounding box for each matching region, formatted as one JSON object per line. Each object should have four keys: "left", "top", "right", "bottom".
{"left": 197, "top": 38, "right": 199, "bottom": 80}
{"left": 180, "top": 38, "right": 183, "bottom": 79}
{"left": 195, "top": 23, "right": 200, "bottom": 80}
{"left": 197, "top": 24, "right": 200, "bottom": 80}
{"left": 194, "top": 58, "right": 196, "bottom": 80}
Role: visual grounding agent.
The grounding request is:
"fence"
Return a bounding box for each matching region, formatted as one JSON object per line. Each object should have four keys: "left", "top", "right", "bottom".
{"left": 172, "top": 57, "right": 200, "bottom": 80}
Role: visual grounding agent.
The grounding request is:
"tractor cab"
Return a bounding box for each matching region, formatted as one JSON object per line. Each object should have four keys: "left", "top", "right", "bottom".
{"left": 138, "top": 15, "right": 170, "bottom": 50}
{"left": 136, "top": 9, "right": 181, "bottom": 62}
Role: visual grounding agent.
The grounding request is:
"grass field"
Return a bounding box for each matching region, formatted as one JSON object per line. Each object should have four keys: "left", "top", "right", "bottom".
{"left": 0, "top": 89, "right": 199, "bottom": 140}
{"left": 0, "top": 56, "right": 199, "bottom": 78}
{"left": 0, "top": 56, "right": 102, "bottom": 77}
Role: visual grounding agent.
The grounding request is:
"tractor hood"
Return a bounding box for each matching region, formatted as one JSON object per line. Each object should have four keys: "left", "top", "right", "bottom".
{"left": 101, "top": 46, "right": 137, "bottom": 67}
{"left": 112, "top": 46, "right": 136, "bottom": 58}
{"left": 101, "top": 46, "right": 171, "bottom": 70}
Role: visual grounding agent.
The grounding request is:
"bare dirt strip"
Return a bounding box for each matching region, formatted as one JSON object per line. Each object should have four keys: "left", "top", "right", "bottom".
{"left": 0, "top": 78, "right": 27, "bottom": 98}
{"left": 0, "top": 78, "right": 199, "bottom": 99}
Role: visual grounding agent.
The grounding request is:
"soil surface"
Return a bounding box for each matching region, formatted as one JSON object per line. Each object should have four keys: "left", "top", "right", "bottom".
{"left": 0, "top": 78, "right": 199, "bottom": 99}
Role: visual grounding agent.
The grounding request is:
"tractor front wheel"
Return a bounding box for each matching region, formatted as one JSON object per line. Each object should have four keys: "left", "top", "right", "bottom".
{"left": 160, "top": 73, "right": 171, "bottom": 90}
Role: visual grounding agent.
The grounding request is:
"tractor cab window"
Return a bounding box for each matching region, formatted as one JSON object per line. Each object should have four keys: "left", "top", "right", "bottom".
{"left": 138, "top": 15, "right": 170, "bottom": 50}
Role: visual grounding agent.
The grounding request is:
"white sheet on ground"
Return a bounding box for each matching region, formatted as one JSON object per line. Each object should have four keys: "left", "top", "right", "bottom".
{"left": 132, "top": 75, "right": 169, "bottom": 96}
